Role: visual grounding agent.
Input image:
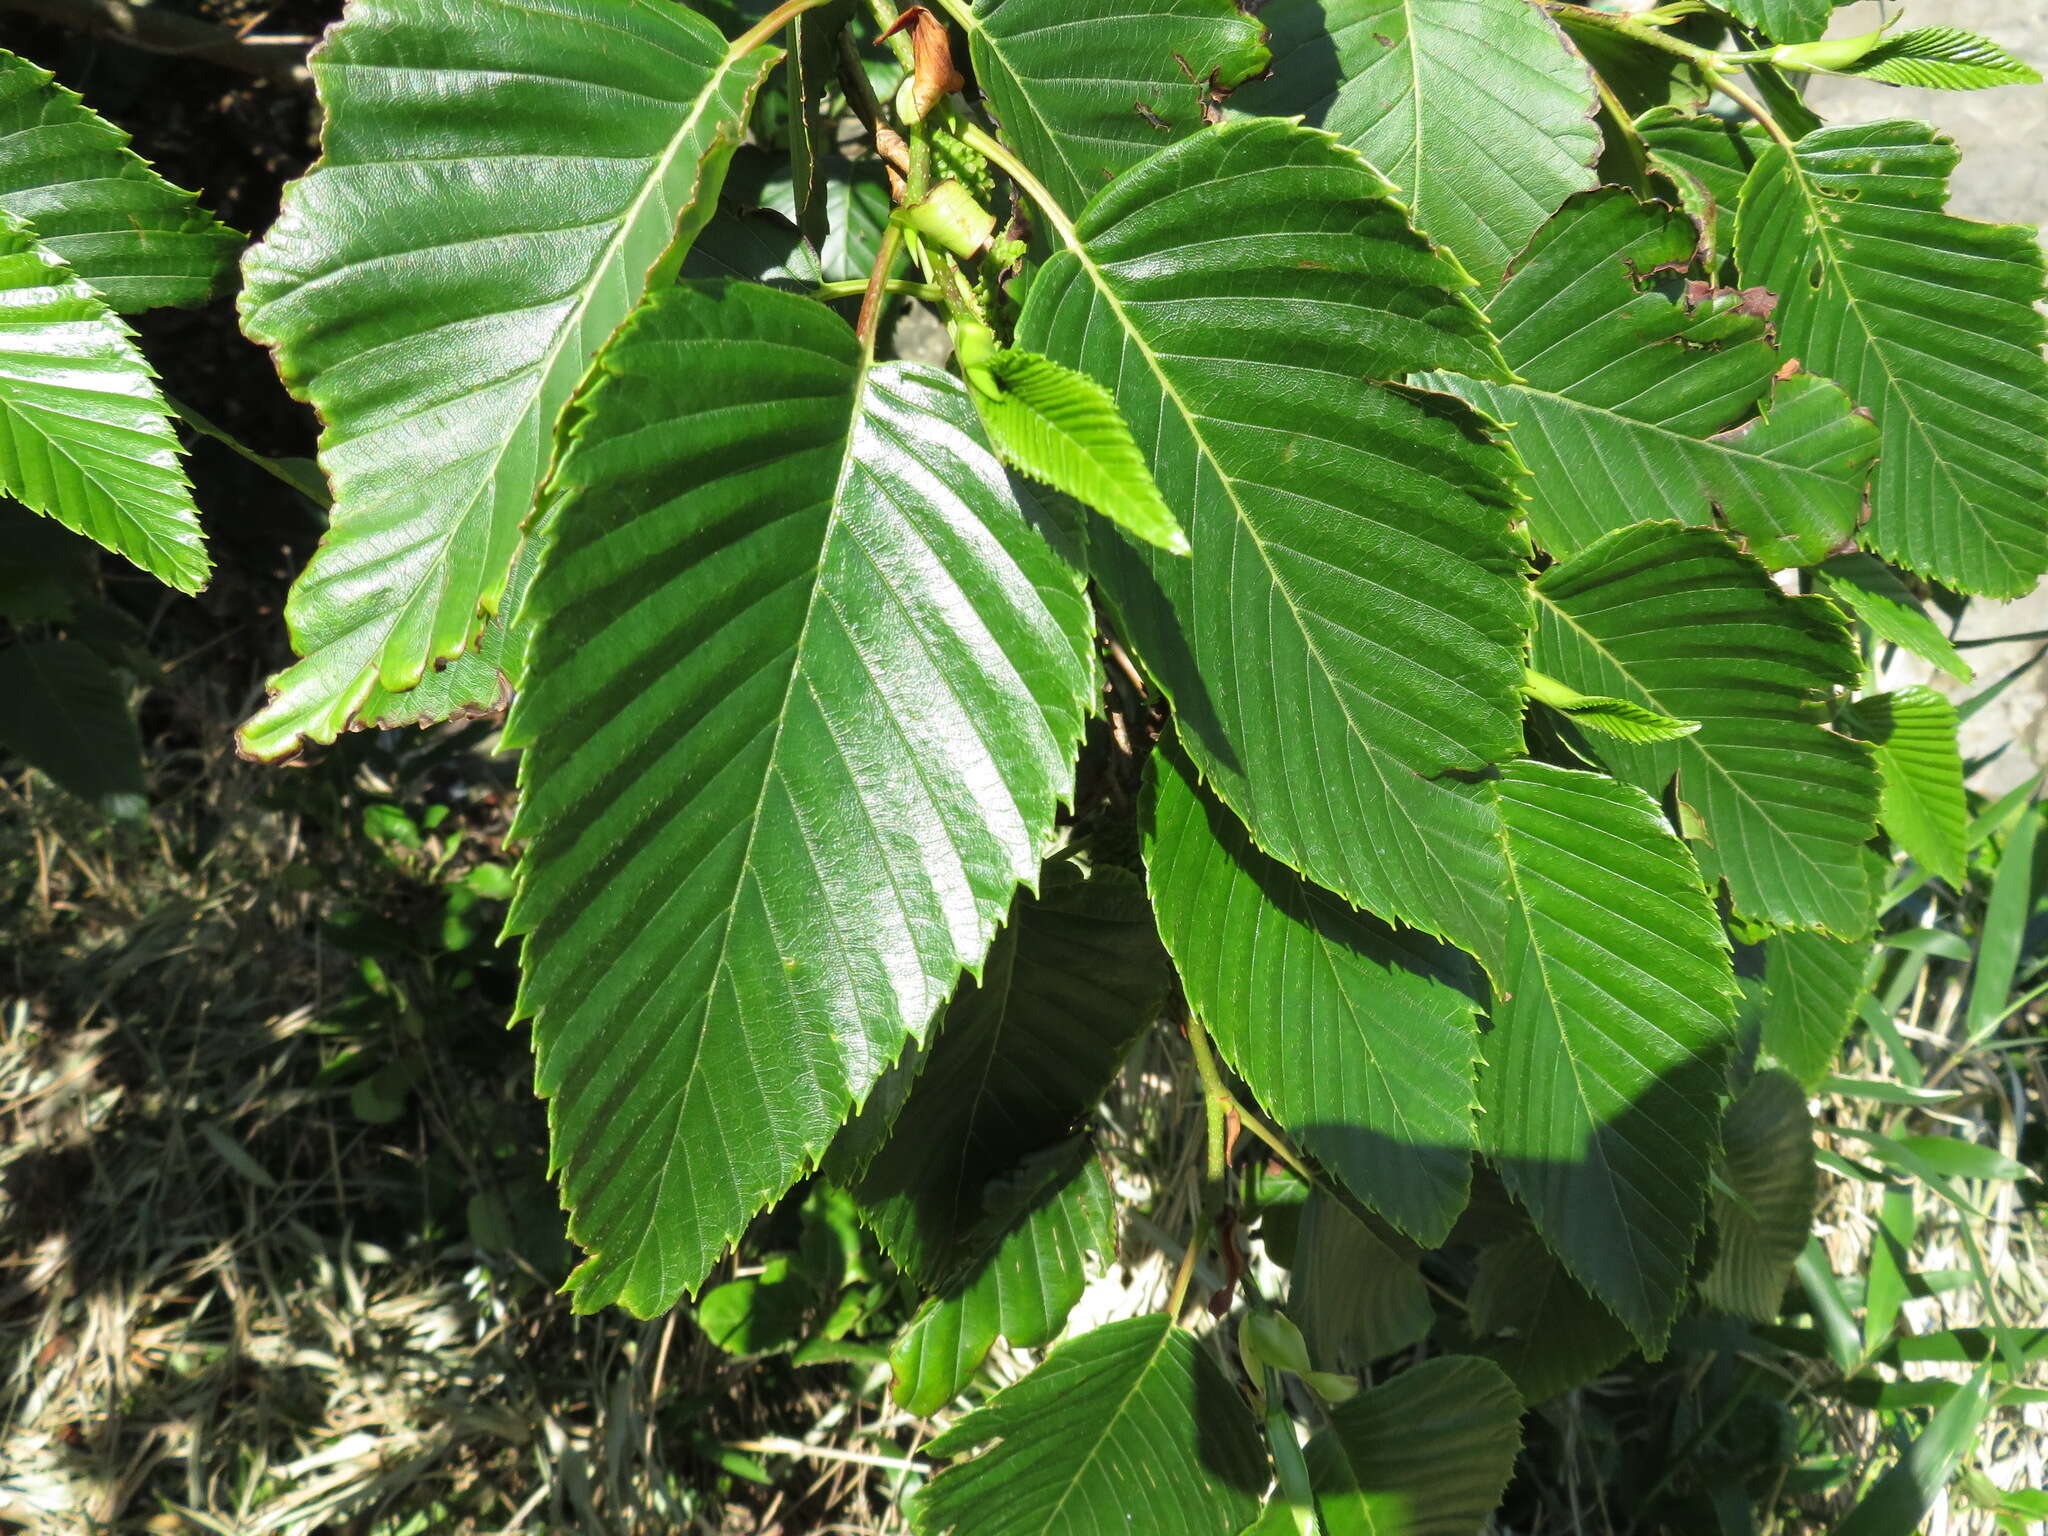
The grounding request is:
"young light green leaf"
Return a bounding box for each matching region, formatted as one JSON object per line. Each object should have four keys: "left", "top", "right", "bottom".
{"left": 238, "top": 0, "right": 781, "bottom": 758}
{"left": 0, "top": 49, "right": 241, "bottom": 311}
{"left": 1822, "top": 27, "right": 2043, "bottom": 91}
{"left": 962, "top": 0, "right": 1271, "bottom": 215}
{"left": 1533, "top": 522, "right": 1880, "bottom": 937}
{"left": 1230, "top": 0, "right": 1602, "bottom": 285}
{"left": 1303, "top": 1356, "right": 1523, "bottom": 1536}
{"left": 912, "top": 1314, "right": 1267, "bottom": 1536}
{"left": 506, "top": 282, "right": 1095, "bottom": 1316}
{"left": 1818, "top": 553, "right": 1973, "bottom": 683}
{"left": 970, "top": 349, "right": 1187, "bottom": 554}
{"left": 1145, "top": 740, "right": 1483, "bottom": 1246}
{"left": 1737, "top": 120, "right": 2048, "bottom": 598}
{"left": 1468, "top": 1232, "right": 1636, "bottom": 1401}
{"left": 1523, "top": 668, "right": 1700, "bottom": 744}
{"left": 1838, "top": 687, "right": 1969, "bottom": 887}
{"left": 1481, "top": 761, "right": 1738, "bottom": 1351}
{"left": 1762, "top": 928, "right": 1872, "bottom": 1088}
{"left": 1701, "top": 1070, "right": 1817, "bottom": 1320}
{"left": 1433, "top": 190, "right": 1877, "bottom": 566}
{"left": 0, "top": 216, "right": 207, "bottom": 592}
{"left": 1019, "top": 119, "right": 1529, "bottom": 954}
{"left": 844, "top": 864, "right": 1166, "bottom": 1284}
{"left": 889, "top": 1156, "right": 1117, "bottom": 1416}
{"left": 0, "top": 638, "right": 146, "bottom": 817}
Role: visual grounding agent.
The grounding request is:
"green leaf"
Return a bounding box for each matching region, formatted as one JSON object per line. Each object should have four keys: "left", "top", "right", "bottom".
{"left": 1303, "top": 1356, "right": 1523, "bottom": 1536}
{"left": 1523, "top": 669, "right": 1700, "bottom": 745}
{"left": 1230, "top": 0, "right": 1602, "bottom": 284}
{"left": 963, "top": 0, "right": 1271, "bottom": 216}
{"left": 1434, "top": 189, "right": 1877, "bottom": 567}
{"left": 890, "top": 1156, "right": 1117, "bottom": 1416}
{"left": 1020, "top": 118, "right": 1528, "bottom": 953}
{"left": 844, "top": 863, "right": 1165, "bottom": 1283}
{"left": 1736, "top": 121, "right": 2048, "bottom": 597}
{"left": 237, "top": 0, "right": 781, "bottom": 758}
{"left": 1636, "top": 109, "right": 1765, "bottom": 263}
{"left": 0, "top": 49, "right": 241, "bottom": 311}
{"left": 912, "top": 1313, "right": 1267, "bottom": 1536}
{"left": 1291, "top": 1191, "right": 1435, "bottom": 1370}
{"left": 1481, "top": 761, "right": 1737, "bottom": 1351}
{"left": 1838, "top": 687, "right": 1968, "bottom": 887}
{"left": 347, "top": 536, "right": 540, "bottom": 733}
{"left": 972, "top": 349, "right": 1187, "bottom": 555}
{"left": 0, "top": 638, "right": 145, "bottom": 816}
{"left": 1468, "top": 1232, "right": 1636, "bottom": 1401}
{"left": 1818, "top": 554, "right": 1972, "bottom": 684}
{"left": 1532, "top": 522, "right": 1880, "bottom": 936}
{"left": 1828, "top": 27, "right": 2043, "bottom": 91}
{"left": 0, "top": 215, "right": 207, "bottom": 593}
{"left": 1723, "top": 0, "right": 1829, "bottom": 45}
{"left": 1762, "top": 929, "right": 1871, "bottom": 1089}
{"left": 697, "top": 1253, "right": 814, "bottom": 1356}
{"left": 505, "top": 282, "right": 1095, "bottom": 1315}
{"left": 1701, "top": 1070, "right": 1816, "bottom": 1320}
{"left": 1144, "top": 740, "right": 1482, "bottom": 1246}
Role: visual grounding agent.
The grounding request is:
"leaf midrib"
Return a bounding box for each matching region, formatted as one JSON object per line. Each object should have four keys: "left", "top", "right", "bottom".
{"left": 1036, "top": 1321, "right": 1177, "bottom": 1534}
{"left": 1040, "top": 166, "right": 1462, "bottom": 848}
{"left": 283, "top": 36, "right": 775, "bottom": 691}
{"left": 1763, "top": 137, "right": 1993, "bottom": 568}
{"left": 1492, "top": 788, "right": 1652, "bottom": 1320}
{"left": 631, "top": 351, "right": 875, "bottom": 1276}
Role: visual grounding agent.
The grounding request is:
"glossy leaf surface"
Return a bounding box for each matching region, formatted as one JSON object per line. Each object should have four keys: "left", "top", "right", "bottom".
{"left": 1533, "top": 522, "right": 1879, "bottom": 936}
{"left": 1437, "top": 190, "right": 1877, "bottom": 566}
{"left": 912, "top": 1313, "right": 1266, "bottom": 1536}
{"left": 0, "top": 216, "right": 207, "bottom": 591}
{"left": 0, "top": 50, "right": 240, "bottom": 312}
{"left": 239, "top": 0, "right": 780, "bottom": 756}
{"left": 1737, "top": 120, "right": 2048, "bottom": 597}
{"left": 1480, "top": 761, "right": 1736, "bottom": 1350}
{"left": 1232, "top": 0, "right": 1601, "bottom": 283}
{"left": 1020, "top": 119, "right": 1528, "bottom": 951}
{"left": 1145, "top": 742, "right": 1482, "bottom": 1246}
{"left": 507, "top": 282, "right": 1094, "bottom": 1315}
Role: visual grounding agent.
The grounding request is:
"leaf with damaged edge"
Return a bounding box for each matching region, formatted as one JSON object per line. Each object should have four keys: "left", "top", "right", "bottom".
{"left": 238, "top": 0, "right": 780, "bottom": 758}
